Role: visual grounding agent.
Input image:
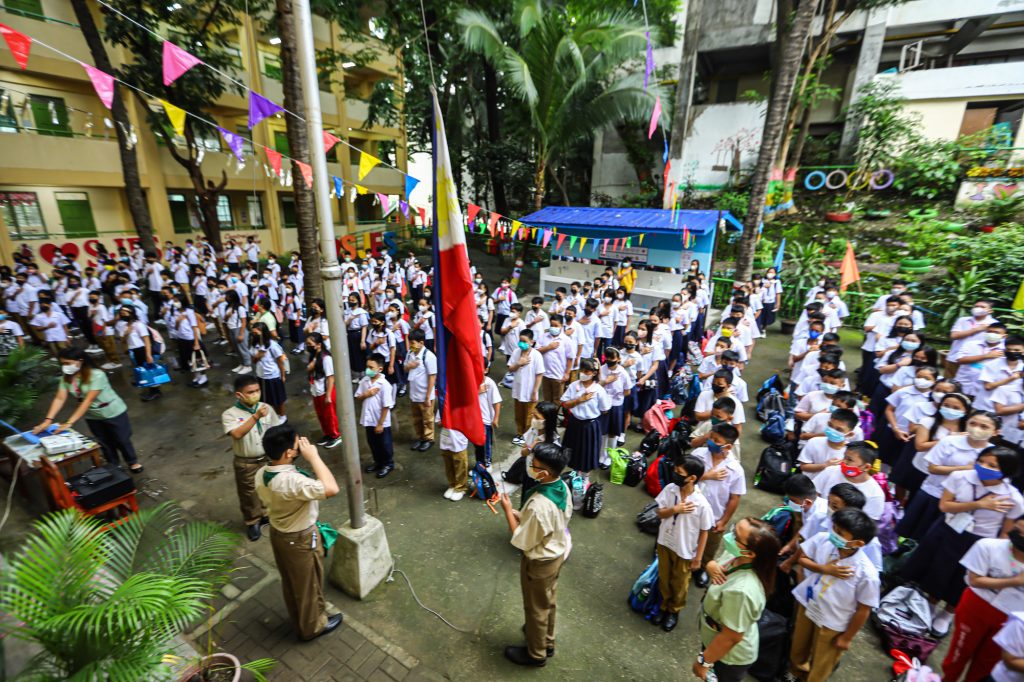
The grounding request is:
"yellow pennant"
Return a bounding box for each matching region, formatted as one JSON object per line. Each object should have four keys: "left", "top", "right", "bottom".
{"left": 511, "top": 219, "right": 522, "bottom": 234}
{"left": 358, "top": 151, "right": 381, "bottom": 180}
{"left": 580, "top": 237, "right": 588, "bottom": 251}
{"left": 160, "top": 99, "right": 186, "bottom": 137}
{"left": 639, "top": 233, "right": 646, "bottom": 246}
{"left": 356, "top": 184, "right": 368, "bottom": 195}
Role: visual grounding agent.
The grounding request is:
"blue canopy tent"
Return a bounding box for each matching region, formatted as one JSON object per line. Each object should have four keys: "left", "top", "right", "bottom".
{"left": 520, "top": 206, "right": 743, "bottom": 274}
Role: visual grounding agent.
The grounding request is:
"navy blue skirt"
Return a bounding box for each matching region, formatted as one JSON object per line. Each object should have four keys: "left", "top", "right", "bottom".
{"left": 655, "top": 361, "right": 670, "bottom": 398}
{"left": 636, "top": 387, "right": 656, "bottom": 417}
{"left": 889, "top": 440, "right": 927, "bottom": 495}
{"left": 670, "top": 330, "right": 685, "bottom": 367}
{"left": 259, "top": 376, "right": 287, "bottom": 407}
{"left": 895, "top": 490, "right": 942, "bottom": 541}
{"left": 760, "top": 305, "right": 777, "bottom": 330}
{"left": 603, "top": 403, "right": 625, "bottom": 436}
{"left": 859, "top": 349, "right": 880, "bottom": 395}
{"left": 565, "top": 415, "right": 603, "bottom": 473}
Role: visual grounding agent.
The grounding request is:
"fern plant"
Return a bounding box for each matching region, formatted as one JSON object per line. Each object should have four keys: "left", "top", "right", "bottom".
{"left": 0, "top": 503, "right": 272, "bottom": 681}
{"left": 0, "top": 346, "right": 58, "bottom": 425}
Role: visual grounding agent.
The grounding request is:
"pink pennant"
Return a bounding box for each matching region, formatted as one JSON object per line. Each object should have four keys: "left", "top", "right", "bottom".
{"left": 0, "top": 24, "right": 31, "bottom": 70}
{"left": 601, "top": 239, "right": 608, "bottom": 255}
{"left": 648, "top": 95, "right": 662, "bottom": 139}
{"left": 556, "top": 233, "right": 567, "bottom": 251}
{"left": 323, "top": 131, "right": 341, "bottom": 154}
{"left": 467, "top": 204, "right": 481, "bottom": 227}
{"left": 82, "top": 64, "right": 115, "bottom": 110}
{"left": 418, "top": 207, "right": 427, "bottom": 226}
{"left": 295, "top": 160, "right": 313, "bottom": 188}
{"left": 265, "top": 148, "right": 282, "bottom": 177}
{"left": 376, "top": 193, "right": 390, "bottom": 214}
{"left": 162, "top": 41, "right": 202, "bottom": 86}
{"left": 542, "top": 229, "right": 553, "bottom": 248}
{"left": 486, "top": 212, "right": 499, "bottom": 237}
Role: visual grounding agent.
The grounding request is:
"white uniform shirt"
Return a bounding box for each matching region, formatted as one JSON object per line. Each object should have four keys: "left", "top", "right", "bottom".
{"left": 922, "top": 434, "right": 989, "bottom": 498}
{"left": 405, "top": 347, "right": 437, "bottom": 403}
{"left": 992, "top": 612, "right": 1024, "bottom": 682}
{"left": 693, "top": 447, "right": 746, "bottom": 520}
{"left": 655, "top": 484, "right": 714, "bottom": 560}
{"left": 254, "top": 341, "right": 284, "bottom": 379}
{"left": 310, "top": 353, "right": 334, "bottom": 397}
{"left": 477, "top": 376, "right": 502, "bottom": 426}
{"left": 510, "top": 347, "right": 546, "bottom": 402}
{"left": 943, "top": 470, "right": 1024, "bottom": 538}
{"left": 537, "top": 331, "right": 574, "bottom": 380}
{"left": 792, "top": 532, "right": 880, "bottom": 632}
{"left": 961, "top": 540, "right": 1024, "bottom": 616}
{"left": 812, "top": 466, "right": 885, "bottom": 521}
{"left": 797, "top": 438, "right": 847, "bottom": 481}
{"left": 30, "top": 309, "right": 70, "bottom": 342}
{"left": 357, "top": 374, "right": 395, "bottom": 427}
{"left": 993, "top": 381, "right": 1024, "bottom": 445}
{"left": 559, "top": 380, "right": 611, "bottom": 419}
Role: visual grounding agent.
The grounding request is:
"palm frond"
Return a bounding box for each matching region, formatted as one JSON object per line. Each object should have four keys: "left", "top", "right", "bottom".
{"left": 456, "top": 9, "right": 507, "bottom": 67}
{"left": 104, "top": 502, "right": 182, "bottom": 581}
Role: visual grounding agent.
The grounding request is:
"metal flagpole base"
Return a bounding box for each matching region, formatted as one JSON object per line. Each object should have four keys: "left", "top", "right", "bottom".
{"left": 328, "top": 514, "right": 392, "bottom": 599}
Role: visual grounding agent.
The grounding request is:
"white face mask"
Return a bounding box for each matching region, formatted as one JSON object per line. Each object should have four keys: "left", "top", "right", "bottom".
{"left": 61, "top": 363, "right": 80, "bottom": 376}
{"left": 914, "top": 377, "right": 935, "bottom": 391}
{"left": 530, "top": 418, "right": 545, "bottom": 433}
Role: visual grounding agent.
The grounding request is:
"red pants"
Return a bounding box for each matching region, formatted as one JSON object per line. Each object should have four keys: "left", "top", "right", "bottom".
{"left": 313, "top": 390, "right": 340, "bottom": 439}
{"left": 942, "top": 586, "right": 1007, "bottom": 682}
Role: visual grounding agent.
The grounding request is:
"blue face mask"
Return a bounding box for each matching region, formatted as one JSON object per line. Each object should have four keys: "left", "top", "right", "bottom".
{"left": 120, "top": 298, "right": 132, "bottom": 305}
{"left": 824, "top": 426, "right": 847, "bottom": 444}
{"left": 518, "top": 341, "right": 530, "bottom": 351}
{"left": 707, "top": 440, "right": 723, "bottom": 454}
{"left": 975, "top": 463, "right": 1003, "bottom": 481}
{"left": 808, "top": 330, "right": 821, "bottom": 340}
{"left": 828, "top": 531, "right": 848, "bottom": 550}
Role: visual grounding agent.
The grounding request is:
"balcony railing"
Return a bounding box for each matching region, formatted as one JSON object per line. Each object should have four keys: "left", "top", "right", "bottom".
{"left": 0, "top": 3, "right": 79, "bottom": 27}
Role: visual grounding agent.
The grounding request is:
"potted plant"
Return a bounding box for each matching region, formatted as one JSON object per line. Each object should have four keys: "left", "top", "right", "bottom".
{"left": 752, "top": 235, "right": 775, "bottom": 271}
{"left": 824, "top": 198, "right": 855, "bottom": 223}
{"left": 978, "top": 191, "right": 1024, "bottom": 232}
{"left": 0, "top": 503, "right": 273, "bottom": 681}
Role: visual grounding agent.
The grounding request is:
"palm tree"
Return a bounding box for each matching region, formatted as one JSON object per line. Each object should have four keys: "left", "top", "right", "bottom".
{"left": 459, "top": 1, "right": 664, "bottom": 210}
{"left": 0, "top": 503, "right": 267, "bottom": 680}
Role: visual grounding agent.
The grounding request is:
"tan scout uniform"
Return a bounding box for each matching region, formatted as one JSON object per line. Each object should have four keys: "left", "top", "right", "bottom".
{"left": 255, "top": 464, "right": 329, "bottom": 640}
{"left": 221, "top": 402, "right": 279, "bottom": 525}
{"left": 511, "top": 482, "right": 572, "bottom": 660}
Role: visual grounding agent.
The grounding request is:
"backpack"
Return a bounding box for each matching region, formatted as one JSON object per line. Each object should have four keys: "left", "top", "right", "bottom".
{"left": 859, "top": 408, "right": 876, "bottom": 439}
{"left": 628, "top": 557, "right": 662, "bottom": 619}
{"left": 469, "top": 462, "right": 498, "bottom": 507}
{"left": 642, "top": 399, "right": 676, "bottom": 437}
{"left": 644, "top": 454, "right": 674, "bottom": 497}
{"left": 623, "top": 453, "right": 646, "bottom": 487}
{"left": 502, "top": 455, "right": 527, "bottom": 485}
{"left": 882, "top": 538, "right": 918, "bottom": 593}
{"left": 760, "top": 411, "right": 787, "bottom": 444}
{"left": 749, "top": 609, "right": 791, "bottom": 682}
{"left": 669, "top": 371, "right": 688, "bottom": 406}
{"left": 636, "top": 502, "right": 660, "bottom": 534}
{"left": 638, "top": 430, "right": 661, "bottom": 457}
{"left": 580, "top": 482, "right": 604, "bottom": 518}
{"left": 753, "top": 443, "right": 795, "bottom": 493}
{"left": 755, "top": 374, "right": 786, "bottom": 410}
{"left": 761, "top": 505, "right": 795, "bottom": 543}
{"left": 608, "top": 448, "right": 630, "bottom": 485}
{"left": 756, "top": 390, "right": 786, "bottom": 423}
{"left": 873, "top": 585, "right": 941, "bottom": 662}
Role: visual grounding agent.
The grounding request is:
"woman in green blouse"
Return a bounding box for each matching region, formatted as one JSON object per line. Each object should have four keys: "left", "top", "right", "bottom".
{"left": 693, "top": 517, "right": 780, "bottom": 681}
{"left": 33, "top": 347, "right": 143, "bottom": 473}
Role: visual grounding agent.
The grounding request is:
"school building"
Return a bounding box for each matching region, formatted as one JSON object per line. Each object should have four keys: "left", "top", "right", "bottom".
{"left": 0, "top": 0, "right": 409, "bottom": 265}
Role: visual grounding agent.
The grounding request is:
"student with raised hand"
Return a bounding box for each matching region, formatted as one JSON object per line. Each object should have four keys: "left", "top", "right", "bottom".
{"left": 788, "top": 509, "right": 880, "bottom": 682}
{"left": 901, "top": 446, "right": 1024, "bottom": 639}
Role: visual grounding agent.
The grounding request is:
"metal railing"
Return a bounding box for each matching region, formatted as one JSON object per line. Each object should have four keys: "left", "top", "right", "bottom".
{"left": 0, "top": 3, "right": 79, "bottom": 27}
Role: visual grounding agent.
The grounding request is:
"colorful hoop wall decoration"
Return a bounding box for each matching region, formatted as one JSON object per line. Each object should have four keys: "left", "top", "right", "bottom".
{"left": 802, "top": 168, "right": 894, "bottom": 191}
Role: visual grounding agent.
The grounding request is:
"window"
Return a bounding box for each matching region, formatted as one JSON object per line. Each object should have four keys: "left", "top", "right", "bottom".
{"left": 224, "top": 45, "right": 243, "bottom": 69}
{"left": 233, "top": 125, "right": 254, "bottom": 154}
{"left": 168, "top": 193, "right": 194, "bottom": 234}
{"left": 263, "top": 54, "right": 282, "bottom": 80}
{"left": 216, "top": 195, "right": 233, "bottom": 226}
{"left": 29, "top": 95, "right": 71, "bottom": 137}
{"left": 246, "top": 195, "right": 265, "bottom": 227}
{"left": 280, "top": 196, "right": 296, "bottom": 228}
{"left": 0, "top": 89, "right": 19, "bottom": 133}
{"left": 0, "top": 191, "right": 46, "bottom": 238}
{"left": 55, "top": 192, "right": 97, "bottom": 238}
{"left": 274, "top": 130, "right": 290, "bottom": 156}
{"left": 5, "top": 0, "right": 44, "bottom": 20}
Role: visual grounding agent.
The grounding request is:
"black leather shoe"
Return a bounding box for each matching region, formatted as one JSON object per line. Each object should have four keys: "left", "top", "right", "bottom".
{"left": 375, "top": 465, "right": 394, "bottom": 478}
{"left": 504, "top": 646, "right": 546, "bottom": 667}
{"left": 364, "top": 463, "right": 378, "bottom": 473}
{"left": 301, "top": 613, "right": 343, "bottom": 641}
{"left": 417, "top": 441, "right": 433, "bottom": 452}
{"left": 410, "top": 440, "right": 423, "bottom": 450}
{"left": 662, "top": 613, "right": 679, "bottom": 632}
{"left": 246, "top": 524, "right": 261, "bottom": 542}
{"left": 547, "top": 646, "right": 554, "bottom": 658}
{"left": 694, "top": 569, "right": 710, "bottom": 589}
{"left": 650, "top": 611, "right": 665, "bottom": 626}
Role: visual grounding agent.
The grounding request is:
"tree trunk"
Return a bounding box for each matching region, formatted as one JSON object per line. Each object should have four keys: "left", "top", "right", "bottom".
{"left": 70, "top": 0, "right": 156, "bottom": 250}
{"left": 276, "top": 0, "right": 323, "bottom": 302}
{"left": 483, "top": 64, "right": 509, "bottom": 216}
{"left": 735, "top": 0, "right": 818, "bottom": 283}
{"left": 787, "top": 99, "right": 816, "bottom": 169}
{"left": 532, "top": 156, "right": 547, "bottom": 211}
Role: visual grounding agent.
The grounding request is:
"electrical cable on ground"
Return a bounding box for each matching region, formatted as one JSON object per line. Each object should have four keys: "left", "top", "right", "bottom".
{"left": 386, "top": 559, "right": 475, "bottom": 633}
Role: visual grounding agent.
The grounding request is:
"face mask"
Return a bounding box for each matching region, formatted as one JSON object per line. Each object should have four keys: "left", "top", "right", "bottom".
{"left": 712, "top": 384, "right": 727, "bottom": 395}
{"left": 517, "top": 341, "right": 530, "bottom": 351}
{"left": 365, "top": 368, "right": 378, "bottom": 378}
{"left": 901, "top": 340, "right": 920, "bottom": 351}
{"left": 61, "top": 363, "right": 80, "bottom": 376}
{"left": 914, "top": 377, "right": 935, "bottom": 391}
{"left": 670, "top": 471, "right": 691, "bottom": 487}
{"left": 808, "top": 330, "right": 821, "bottom": 340}
{"left": 720, "top": 328, "right": 733, "bottom": 338}
{"left": 1008, "top": 351, "right": 1024, "bottom": 362}
{"left": 985, "top": 333, "right": 1004, "bottom": 345}
{"left": 580, "top": 371, "right": 596, "bottom": 381}
{"left": 931, "top": 391, "right": 946, "bottom": 405}
{"left": 1009, "top": 529, "right": 1024, "bottom": 552}
{"left": 707, "top": 440, "right": 723, "bottom": 455}
{"left": 767, "top": 273, "right": 776, "bottom": 279}
{"left": 721, "top": 531, "right": 745, "bottom": 558}
{"left": 824, "top": 426, "right": 847, "bottom": 444}
{"left": 419, "top": 305, "right": 428, "bottom": 312}
{"left": 938, "top": 406, "right": 965, "bottom": 421}
{"left": 787, "top": 499, "right": 808, "bottom": 514}
{"left": 239, "top": 393, "right": 260, "bottom": 406}
{"left": 894, "top": 327, "right": 911, "bottom": 336}
{"left": 672, "top": 301, "right": 681, "bottom": 308}
{"left": 826, "top": 292, "right": 836, "bottom": 300}
{"left": 967, "top": 426, "right": 994, "bottom": 441}
{"left": 624, "top": 343, "right": 636, "bottom": 350}
{"left": 0, "top": 314, "right": 5, "bottom": 322}
{"left": 891, "top": 288, "right": 904, "bottom": 295}
{"left": 603, "top": 297, "right": 613, "bottom": 304}
{"left": 972, "top": 306, "right": 988, "bottom": 318}
{"left": 841, "top": 463, "right": 863, "bottom": 479}
{"left": 820, "top": 383, "right": 839, "bottom": 395}
{"left": 827, "top": 531, "right": 849, "bottom": 550}
{"left": 975, "top": 463, "right": 1004, "bottom": 481}
{"left": 548, "top": 327, "right": 561, "bottom": 337}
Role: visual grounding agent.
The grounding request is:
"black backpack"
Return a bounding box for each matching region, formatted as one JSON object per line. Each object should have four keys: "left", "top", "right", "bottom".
{"left": 638, "top": 430, "right": 661, "bottom": 457}
{"left": 636, "top": 501, "right": 660, "bottom": 534}
{"left": 581, "top": 482, "right": 604, "bottom": 518}
{"left": 502, "top": 455, "right": 527, "bottom": 485}
{"left": 623, "top": 453, "right": 646, "bottom": 487}
{"left": 748, "top": 609, "right": 791, "bottom": 682}
{"left": 469, "top": 462, "right": 498, "bottom": 501}
{"left": 753, "top": 443, "right": 795, "bottom": 493}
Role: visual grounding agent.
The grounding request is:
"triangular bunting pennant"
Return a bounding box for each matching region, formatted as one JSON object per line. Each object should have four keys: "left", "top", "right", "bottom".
{"left": 248, "top": 91, "right": 283, "bottom": 128}
{"left": 405, "top": 175, "right": 420, "bottom": 198}
{"left": 356, "top": 184, "right": 368, "bottom": 195}
{"left": 569, "top": 236, "right": 578, "bottom": 251}
{"left": 358, "top": 151, "right": 381, "bottom": 180}
{"left": 648, "top": 95, "right": 662, "bottom": 139}
{"left": 266, "top": 148, "right": 283, "bottom": 177}
{"left": 417, "top": 207, "right": 426, "bottom": 226}
{"left": 639, "top": 234, "right": 646, "bottom": 246}
{"left": 162, "top": 40, "right": 202, "bottom": 86}
{"left": 217, "top": 127, "right": 245, "bottom": 162}
{"left": 160, "top": 99, "right": 186, "bottom": 136}
{"left": 542, "top": 229, "right": 553, "bottom": 248}
{"left": 376, "top": 193, "right": 390, "bottom": 214}
{"left": 487, "top": 213, "right": 499, "bottom": 237}
{"left": 602, "top": 239, "right": 608, "bottom": 255}
{"left": 531, "top": 227, "right": 538, "bottom": 240}
{"left": 625, "top": 237, "right": 632, "bottom": 248}
{"left": 592, "top": 239, "right": 600, "bottom": 254}
{"left": 295, "top": 160, "right": 313, "bottom": 188}
{"left": 83, "top": 64, "right": 115, "bottom": 110}
{"left": 556, "top": 233, "right": 567, "bottom": 251}
{"left": 535, "top": 229, "right": 543, "bottom": 245}
{"left": 322, "top": 130, "right": 341, "bottom": 154}
{"left": 579, "top": 237, "right": 586, "bottom": 251}
{"left": 333, "top": 175, "right": 343, "bottom": 197}
{"left": 467, "top": 204, "right": 481, "bottom": 227}
{"left": 0, "top": 24, "right": 31, "bottom": 70}
{"left": 399, "top": 200, "right": 409, "bottom": 217}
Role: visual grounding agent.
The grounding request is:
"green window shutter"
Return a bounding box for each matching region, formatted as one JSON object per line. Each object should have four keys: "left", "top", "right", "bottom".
{"left": 30, "top": 95, "right": 71, "bottom": 137}
{"left": 280, "top": 197, "right": 296, "bottom": 228}
{"left": 168, "top": 194, "right": 192, "bottom": 233}
{"left": 56, "top": 195, "right": 97, "bottom": 238}
{"left": 6, "top": 0, "right": 44, "bottom": 19}
{"left": 274, "top": 130, "right": 290, "bottom": 156}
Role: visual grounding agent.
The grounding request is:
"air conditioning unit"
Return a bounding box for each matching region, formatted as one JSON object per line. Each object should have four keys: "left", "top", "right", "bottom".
{"left": 899, "top": 41, "right": 924, "bottom": 72}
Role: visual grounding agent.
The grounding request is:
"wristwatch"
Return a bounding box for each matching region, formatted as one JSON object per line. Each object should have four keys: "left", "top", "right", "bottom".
{"left": 697, "top": 652, "right": 714, "bottom": 669}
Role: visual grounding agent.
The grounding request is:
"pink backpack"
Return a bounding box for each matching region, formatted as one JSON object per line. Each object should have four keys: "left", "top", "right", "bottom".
{"left": 641, "top": 399, "right": 676, "bottom": 437}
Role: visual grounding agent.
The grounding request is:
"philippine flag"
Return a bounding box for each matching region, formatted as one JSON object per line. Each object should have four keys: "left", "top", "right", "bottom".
{"left": 430, "top": 88, "right": 485, "bottom": 445}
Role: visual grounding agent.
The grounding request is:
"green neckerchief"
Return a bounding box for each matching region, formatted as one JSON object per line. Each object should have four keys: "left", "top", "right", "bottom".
{"left": 521, "top": 477, "right": 568, "bottom": 513}
{"left": 263, "top": 466, "right": 338, "bottom": 554}
{"left": 235, "top": 400, "right": 265, "bottom": 434}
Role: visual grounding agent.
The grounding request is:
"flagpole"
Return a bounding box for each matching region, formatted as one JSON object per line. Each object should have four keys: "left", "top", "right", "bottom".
{"left": 293, "top": 0, "right": 365, "bottom": 530}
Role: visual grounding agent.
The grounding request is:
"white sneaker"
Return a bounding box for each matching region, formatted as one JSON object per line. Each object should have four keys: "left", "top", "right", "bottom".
{"left": 85, "top": 345, "right": 103, "bottom": 354}
{"left": 231, "top": 365, "right": 243, "bottom": 373}
{"left": 617, "top": 435, "right": 626, "bottom": 445}
{"left": 237, "top": 366, "right": 253, "bottom": 375}
{"left": 278, "top": 415, "right": 288, "bottom": 424}
{"left": 324, "top": 437, "right": 343, "bottom": 449}
{"left": 449, "top": 491, "right": 465, "bottom": 502}
{"left": 443, "top": 487, "right": 454, "bottom": 499}
{"left": 512, "top": 436, "right": 525, "bottom": 446}
{"left": 931, "top": 610, "right": 953, "bottom": 637}
{"left": 100, "top": 362, "right": 122, "bottom": 370}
